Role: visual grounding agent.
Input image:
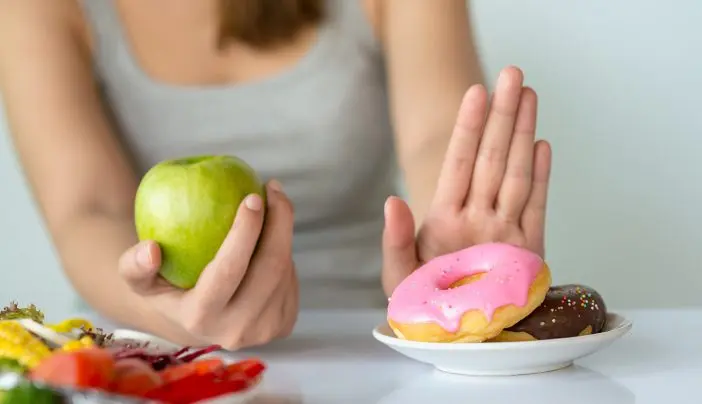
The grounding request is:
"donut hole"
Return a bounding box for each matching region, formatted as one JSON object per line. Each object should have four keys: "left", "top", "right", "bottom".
{"left": 448, "top": 272, "right": 486, "bottom": 289}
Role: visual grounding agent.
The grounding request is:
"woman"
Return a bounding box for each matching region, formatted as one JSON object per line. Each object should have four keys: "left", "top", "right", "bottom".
{"left": 0, "top": 0, "right": 551, "bottom": 349}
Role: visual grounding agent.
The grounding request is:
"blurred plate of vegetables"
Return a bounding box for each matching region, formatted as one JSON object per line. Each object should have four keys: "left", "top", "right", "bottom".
{"left": 0, "top": 302, "right": 265, "bottom": 403}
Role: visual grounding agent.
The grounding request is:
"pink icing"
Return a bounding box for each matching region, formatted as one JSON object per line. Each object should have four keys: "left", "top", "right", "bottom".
{"left": 387, "top": 242, "right": 544, "bottom": 333}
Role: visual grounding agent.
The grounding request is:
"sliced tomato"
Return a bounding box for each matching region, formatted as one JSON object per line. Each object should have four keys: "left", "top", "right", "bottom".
{"left": 110, "top": 358, "right": 163, "bottom": 397}
{"left": 223, "top": 358, "right": 266, "bottom": 380}
{"left": 159, "top": 358, "right": 224, "bottom": 384}
{"left": 29, "top": 347, "right": 115, "bottom": 390}
{"left": 144, "top": 357, "right": 266, "bottom": 403}
{"left": 145, "top": 372, "right": 250, "bottom": 404}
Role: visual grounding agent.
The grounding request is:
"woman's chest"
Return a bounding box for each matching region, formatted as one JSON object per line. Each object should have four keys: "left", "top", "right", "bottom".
{"left": 99, "top": 48, "right": 395, "bottom": 224}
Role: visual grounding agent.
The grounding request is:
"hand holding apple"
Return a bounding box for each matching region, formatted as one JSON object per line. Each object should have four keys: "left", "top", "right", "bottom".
{"left": 134, "top": 155, "right": 267, "bottom": 289}
{"left": 119, "top": 156, "right": 298, "bottom": 350}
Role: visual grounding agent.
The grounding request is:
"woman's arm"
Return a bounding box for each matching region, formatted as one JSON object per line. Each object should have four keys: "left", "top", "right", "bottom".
{"left": 0, "top": 0, "right": 193, "bottom": 342}
{"left": 379, "top": 0, "right": 484, "bottom": 225}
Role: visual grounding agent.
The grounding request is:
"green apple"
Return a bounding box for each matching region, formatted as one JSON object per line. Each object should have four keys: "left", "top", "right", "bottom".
{"left": 134, "top": 155, "right": 266, "bottom": 289}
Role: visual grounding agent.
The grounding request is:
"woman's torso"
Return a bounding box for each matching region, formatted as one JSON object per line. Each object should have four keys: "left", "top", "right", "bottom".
{"left": 78, "top": 0, "right": 396, "bottom": 307}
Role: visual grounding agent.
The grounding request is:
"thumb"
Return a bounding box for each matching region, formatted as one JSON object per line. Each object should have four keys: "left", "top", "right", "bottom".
{"left": 118, "top": 240, "right": 162, "bottom": 294}
{"left": 381, "top": 196, "right": 419, "bottom": 297}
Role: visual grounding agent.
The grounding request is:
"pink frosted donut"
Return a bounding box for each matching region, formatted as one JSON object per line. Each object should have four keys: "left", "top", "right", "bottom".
{"left": 387, "top": 242, "right": 551, "bottom": 343}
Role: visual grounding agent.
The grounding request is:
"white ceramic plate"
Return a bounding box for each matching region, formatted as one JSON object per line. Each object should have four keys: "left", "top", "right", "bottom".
{"left": 372, "top": 312, "right": 632, "bottom": 376}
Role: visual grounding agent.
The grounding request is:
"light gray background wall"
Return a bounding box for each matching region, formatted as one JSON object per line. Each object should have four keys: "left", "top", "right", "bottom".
{"left": 1, "top": 0, "right": 701, "bottom": 321}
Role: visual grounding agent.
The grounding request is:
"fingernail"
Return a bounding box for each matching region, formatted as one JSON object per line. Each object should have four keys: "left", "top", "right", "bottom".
{"left": 497, "top": 71, "right": 510, "bottom": 90}
{"left": 137, "top": 244, "right": 152, "bottom": 268}
{"left": 384, "top": 197, "right": 394, "bottom": 219}
{"left": 268, "top": 179, "right": 283, "bottom": 193}
{"left": 245, "top": 194, "right": 263, "bottom": 211}
{"left": 498, "top": 66, "right": 522, "bottom": 89}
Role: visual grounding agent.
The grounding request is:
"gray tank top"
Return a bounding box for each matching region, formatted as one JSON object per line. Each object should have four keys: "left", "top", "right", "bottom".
{"left": 79, "top": 0, "right": 396, "bottom": 308}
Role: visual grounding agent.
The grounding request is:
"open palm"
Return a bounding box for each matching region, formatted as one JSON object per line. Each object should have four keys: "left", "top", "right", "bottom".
{"left": 382, "top": 66, "right": 552, "bottom": 296}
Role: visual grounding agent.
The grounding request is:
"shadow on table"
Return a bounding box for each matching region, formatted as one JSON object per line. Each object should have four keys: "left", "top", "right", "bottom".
{"left": 376, "top": 365, "right": 636, "bottom": 404}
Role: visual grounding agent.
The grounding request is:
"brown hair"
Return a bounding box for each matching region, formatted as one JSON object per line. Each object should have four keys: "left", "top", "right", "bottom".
{"left": 217, "top": 0, "right": 326, "bottom": 49}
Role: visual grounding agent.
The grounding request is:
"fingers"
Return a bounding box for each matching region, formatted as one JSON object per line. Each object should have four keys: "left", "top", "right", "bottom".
{"left": 256, "top": 180, "right": 294, "bottom": 257}
{"left": 192, "top": 192, "right": 265, "bottom": 310}
{"left": 432, "top": 84, "right": 487, "bottom": 209}
{"left": 246, "top": 265, "right": 298, "bottom": 347}
{"left": 467, "top": 66, "right": 524, "bottom": 209}
{"left": 118, "top": 240, "right": 162, "bottom": 294}
{"left": 229, "top": 181, "right": 295, "bottom": 313}
{"left": 381, "top": 196, "right": 418, "bottom": 297}
{"left": 521, "top": 140, "right": 552, "bottom": 256}
{"left": 179, "top": 181, "right": 294, "bottom": 348}
{"left": 279, "top": 270, "right": 299, "bottom": 337}
{"left": 496, "top": 87, "right": 538, "bottom": 221}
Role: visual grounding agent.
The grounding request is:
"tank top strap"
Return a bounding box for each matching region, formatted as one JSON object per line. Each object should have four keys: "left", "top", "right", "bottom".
{"left": 77, "top": 0, "right": 127, "bottom": 69}
{"left": 326, "top": 0, "right": 381, "bottom": 56}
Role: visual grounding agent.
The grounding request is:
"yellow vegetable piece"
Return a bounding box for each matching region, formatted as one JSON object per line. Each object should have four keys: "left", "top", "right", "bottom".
{"left": 46, "top": 318, "right": 94, "bottom": 333}
{"left": 0, "top": 321, "right": 51, "bottom": 369}
{"left": 60, "top": 336, "right": 95, "bottom": 352}
{"left": 0, "top": 340, "right": 44, "bottom": 369}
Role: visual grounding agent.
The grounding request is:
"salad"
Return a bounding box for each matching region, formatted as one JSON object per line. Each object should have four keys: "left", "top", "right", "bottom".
{"left": 0, "top": 302, "right": 266, "bottom": 403}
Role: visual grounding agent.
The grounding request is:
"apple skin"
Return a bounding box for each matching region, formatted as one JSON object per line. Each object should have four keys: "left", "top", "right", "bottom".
{"left": 134, "top": 155, "right": 266, "bottom": 289}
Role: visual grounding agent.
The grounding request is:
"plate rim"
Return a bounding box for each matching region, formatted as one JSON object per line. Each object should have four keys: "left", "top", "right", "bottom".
{"left": 110, "top": 328, "right": 183, "bottom": 350}
{"left": 372, "top": 311, "right": 633, "bottom": 350}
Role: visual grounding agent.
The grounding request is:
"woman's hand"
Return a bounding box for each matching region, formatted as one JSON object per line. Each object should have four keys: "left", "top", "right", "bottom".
{"left": 117, "top": 181, "right": 298, "bottom": 350}
{"left": 382, "top": 66, "right": 552, "bottom": 296}
{"left": 420, "top": 66, "right": 552, "bottom": 259}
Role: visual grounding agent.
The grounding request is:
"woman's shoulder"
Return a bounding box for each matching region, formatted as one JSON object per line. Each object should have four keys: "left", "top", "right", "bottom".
{"left": 0, "top": 0, "right": 90, "bottom": 56}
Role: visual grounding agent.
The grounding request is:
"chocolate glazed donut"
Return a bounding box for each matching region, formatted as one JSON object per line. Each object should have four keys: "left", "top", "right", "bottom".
{"left": 490, "top": 284, "right": 607, "bottom": 342}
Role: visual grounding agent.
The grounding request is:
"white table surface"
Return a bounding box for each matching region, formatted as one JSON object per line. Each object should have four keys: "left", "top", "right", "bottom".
{"left": 90, "top": 308, "right": 700, "bottom": 404}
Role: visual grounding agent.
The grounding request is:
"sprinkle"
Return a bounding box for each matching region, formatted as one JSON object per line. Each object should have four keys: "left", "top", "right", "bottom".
{"left": 551, "top": 319, "right": 556, "bottom": 323}
{"left": 539, "top": 322, "right": 545, "bottom": 326}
